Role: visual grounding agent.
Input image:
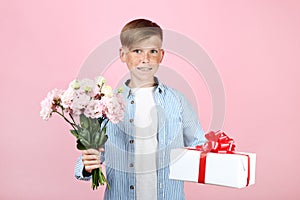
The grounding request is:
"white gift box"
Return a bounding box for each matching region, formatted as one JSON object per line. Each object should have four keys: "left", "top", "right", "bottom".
{"left": 169, "top": 148, "right": 256, "bottom": 188}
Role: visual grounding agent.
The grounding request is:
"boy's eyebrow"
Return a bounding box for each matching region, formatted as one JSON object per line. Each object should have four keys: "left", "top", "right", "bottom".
{"left": 129, "top": 46, "right": 162, "bottom": 50}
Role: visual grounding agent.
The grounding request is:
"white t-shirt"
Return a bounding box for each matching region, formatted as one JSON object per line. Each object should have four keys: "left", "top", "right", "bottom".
{"left": 133, "top": 87, "right": 158, "bottom": 200}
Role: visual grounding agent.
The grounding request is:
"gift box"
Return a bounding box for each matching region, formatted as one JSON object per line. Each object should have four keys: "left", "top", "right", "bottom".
{"left": 169, "top": 131, "right": 256, "bottom": 188}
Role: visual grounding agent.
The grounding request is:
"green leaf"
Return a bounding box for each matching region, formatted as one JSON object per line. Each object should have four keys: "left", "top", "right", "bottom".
{"left": 93, "top": 132, "right": 101, "bottom": 148}
{"left": 77, "top": 126, "right": 83, "bottom": 133}
{"left": 79, "top": 128, "right": 90, "bottom": 140}
{"left": 70, "top": 129, "right": 79, "bottom": 138}
{"left": 80, "top": 114, "right": 89, "bottom": 129}
{"left": 89, "top": 119, "right": 95, "bottom": 133}
{"left": 78, "top": 129, "right": 91, "bottom": 149}
{"left": 76, "top": 139, "right": 86, "bottom": 150}
{"left": 77, "top": 114, "right": 108, "bottom": 150}
{"left": 99, "top": 128, "right": 108, "bottom": 146}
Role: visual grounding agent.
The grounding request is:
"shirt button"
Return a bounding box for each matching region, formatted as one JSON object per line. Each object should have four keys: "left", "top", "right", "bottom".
{"left": 129, "top": 163, "right": 134, "bottom": 167}
{"left": 130, "top": 185, "right": 134, "bottom": 190}
{"left": 129, "top": 119, "right": 134, "bottom": 123}
{"left": 130, "top": 100, "right": 134, "bottom": 104}
{"left": 129, "top": 139, "right": 134, "bottom": 144}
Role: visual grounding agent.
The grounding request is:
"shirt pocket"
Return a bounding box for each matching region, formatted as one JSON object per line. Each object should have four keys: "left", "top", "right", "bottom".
{"left": 164, "top": 116, "right": 183, "bottom": 145}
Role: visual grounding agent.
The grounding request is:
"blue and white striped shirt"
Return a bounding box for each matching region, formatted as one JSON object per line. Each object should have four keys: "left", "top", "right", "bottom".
{"left": 75, "top": 77, "right": 206, "bottom": 200}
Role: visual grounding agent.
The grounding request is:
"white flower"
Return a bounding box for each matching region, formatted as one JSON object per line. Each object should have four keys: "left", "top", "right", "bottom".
{"left": 101, "top": 85, "right": 113, "bottom": 97}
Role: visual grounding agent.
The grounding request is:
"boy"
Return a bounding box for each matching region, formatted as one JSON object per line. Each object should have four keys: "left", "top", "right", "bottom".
{"left": 75, "top": 18, "right": 206, "bottom": 200}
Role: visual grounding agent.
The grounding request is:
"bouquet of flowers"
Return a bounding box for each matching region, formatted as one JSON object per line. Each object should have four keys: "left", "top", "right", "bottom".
{"left": 40, "top": 76, "right": 125, "bottom": 190}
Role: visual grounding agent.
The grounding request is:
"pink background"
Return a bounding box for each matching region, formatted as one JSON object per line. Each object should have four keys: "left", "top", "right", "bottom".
{"left": 1, "top": 0, "right": 300, "bottom": 199}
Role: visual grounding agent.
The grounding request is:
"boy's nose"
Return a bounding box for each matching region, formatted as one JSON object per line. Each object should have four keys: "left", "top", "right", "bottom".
{"left": 141, "top": 52, "right": 150, "bottom": 63}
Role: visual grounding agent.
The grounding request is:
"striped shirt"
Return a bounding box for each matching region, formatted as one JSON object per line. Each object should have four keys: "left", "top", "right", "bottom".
{"left": 75, "top": 77, "right": 206, "bottom": 200}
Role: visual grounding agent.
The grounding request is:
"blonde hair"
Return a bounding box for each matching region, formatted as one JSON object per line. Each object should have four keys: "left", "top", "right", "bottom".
{"left": 120, "top": 19, "right": 163, "bottom": 48}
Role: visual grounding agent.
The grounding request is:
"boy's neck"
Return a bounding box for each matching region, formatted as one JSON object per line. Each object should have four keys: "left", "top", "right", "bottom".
{"left": 128, "top": 78, "right": 157, "bottom": 88}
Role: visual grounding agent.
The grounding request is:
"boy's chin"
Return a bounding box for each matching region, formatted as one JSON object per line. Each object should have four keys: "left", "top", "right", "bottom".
{"left": 130, "top": 75, "right": 156, "bottom": 87}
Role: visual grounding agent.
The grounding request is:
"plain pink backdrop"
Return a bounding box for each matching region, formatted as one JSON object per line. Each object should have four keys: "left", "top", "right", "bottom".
{"left": 1, "top": 0, "right": 300, "bottom": 199}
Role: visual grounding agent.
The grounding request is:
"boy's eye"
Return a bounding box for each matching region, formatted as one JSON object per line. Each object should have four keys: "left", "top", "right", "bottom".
{"left": 150, "top": 49, "right": 159, "bottom": 54}
{"left": 132, "top": 49, "right": 142, "bottom": 54}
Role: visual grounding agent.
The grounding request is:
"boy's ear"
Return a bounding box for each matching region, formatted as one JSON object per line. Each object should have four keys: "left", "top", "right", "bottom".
{"left": 159, "top": 49, "right": 165, "bottom": 63}
{"left": 119, "top": 47, "right": 127, "bottom": 63}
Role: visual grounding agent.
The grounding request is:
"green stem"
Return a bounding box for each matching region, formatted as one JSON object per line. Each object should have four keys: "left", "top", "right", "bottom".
{"left": 91, "top": 167, "right": 110, "bottom": 190}
{"left": 53, "top": 110, "right": 77, "bottom": 131}
{"left": 69, "top": 113, "right": 77, "bottom": 124}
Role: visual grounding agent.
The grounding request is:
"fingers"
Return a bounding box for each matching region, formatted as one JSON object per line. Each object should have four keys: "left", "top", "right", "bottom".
{"left": 82, "top": 149, "right": 102, "bottom": 173}
{"left": 82, "top": 150, "right": 101, "bottom": 163}
{"left": 82, "top": 154, "right": 100, "bottom": 162}
{"left": 82, "top": 149, "right": 101, "bottom": 155}
{"left": 82, "top": 156, "right": 101, "bottom": 173}
{"left": 99, "top": 147, "right": 105, "bottom": 152}
{"left": 84, "top": 163, "right": 101, "bottom": 173}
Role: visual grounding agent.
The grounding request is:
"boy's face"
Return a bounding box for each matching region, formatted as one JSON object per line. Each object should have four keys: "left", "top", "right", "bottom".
{"left": 120, "top": 35, "right": 164, "bottom": 87}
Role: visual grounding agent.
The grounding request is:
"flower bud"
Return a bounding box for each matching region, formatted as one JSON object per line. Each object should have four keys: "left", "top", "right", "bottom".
{"left": 84, "top": 86, "right": 92, "bottom": 93}
{"left": 70, "top": 80, "right": 80, "bottom": 90}
{"left": 95, "top": 76, "right": 106, "bottom": 87}
{"left": 102, "top": 85, "right": 113, "bottom": 97}
{"left": 117, "top": 87, "right": 123, "bottom": 93}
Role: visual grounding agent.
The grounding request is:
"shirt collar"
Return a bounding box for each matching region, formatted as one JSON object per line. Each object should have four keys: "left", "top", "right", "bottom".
{"left": 122, "top": 77, "right": 165, "bottom": 98}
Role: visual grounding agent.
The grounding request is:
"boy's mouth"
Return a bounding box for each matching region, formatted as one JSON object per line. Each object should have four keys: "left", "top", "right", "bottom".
{"left": 137, "top": 66, "right": 152, "bottom": 71}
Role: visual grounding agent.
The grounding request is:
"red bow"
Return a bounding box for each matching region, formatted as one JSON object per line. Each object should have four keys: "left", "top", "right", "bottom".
{"left": 194, "top": 130, "right": 236, "bottom": 153}
{"left": 188, "top": 131, "right": 250, "bottom": 186}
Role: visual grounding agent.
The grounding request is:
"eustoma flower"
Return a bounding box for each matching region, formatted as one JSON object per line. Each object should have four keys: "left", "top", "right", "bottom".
{"left": 40, "top": 76, "right": 125, "bottom": 189}
{"left": 102, "top": 93, "right": 125, "bottom": 123}
{"left": 40, "top": 89, "right": 64, "bottom": 120}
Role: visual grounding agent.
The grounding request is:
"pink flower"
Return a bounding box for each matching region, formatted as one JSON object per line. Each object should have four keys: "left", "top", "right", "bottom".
{"left": 78, "top": 78, "right": 97, "bottom": 97}
{"left": 61, "top": 87, "right": 75, "bottom": 110}
{"left": 71, "top": 92, "right": 91, "bottom": 116}
{"left": 84, "top": 100, "right": 103, "bottom": 119}
{"left": 102, "top": 93, "right": 125, "bottom": 123}
{"left": 40, "top": 89, "right": 64, "bottom": 120}
{"left": 40, "top": 77, "right": 125, "bottom": 125}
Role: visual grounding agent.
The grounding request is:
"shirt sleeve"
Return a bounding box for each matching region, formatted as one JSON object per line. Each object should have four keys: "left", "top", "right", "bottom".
{"left": 74, "top": 155, "right": 92, "bottom": 181}
{"left": 180, "top": 94, "right": 207, "bottom": 147}
{"left": 74, "top": 152, "right": 105, "bottom": 181}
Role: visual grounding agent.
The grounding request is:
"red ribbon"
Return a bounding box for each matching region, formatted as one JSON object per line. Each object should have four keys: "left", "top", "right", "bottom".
{"left": 188, "top": 131, "right": 250, "bottom": 187}
{"left": 194, "top": 130, "right": 236, "bottom": 153}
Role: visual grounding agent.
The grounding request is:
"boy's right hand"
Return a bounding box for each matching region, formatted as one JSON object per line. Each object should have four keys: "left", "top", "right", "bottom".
{"left": 82, "top": 147, "right": 104, "bottom": 173}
